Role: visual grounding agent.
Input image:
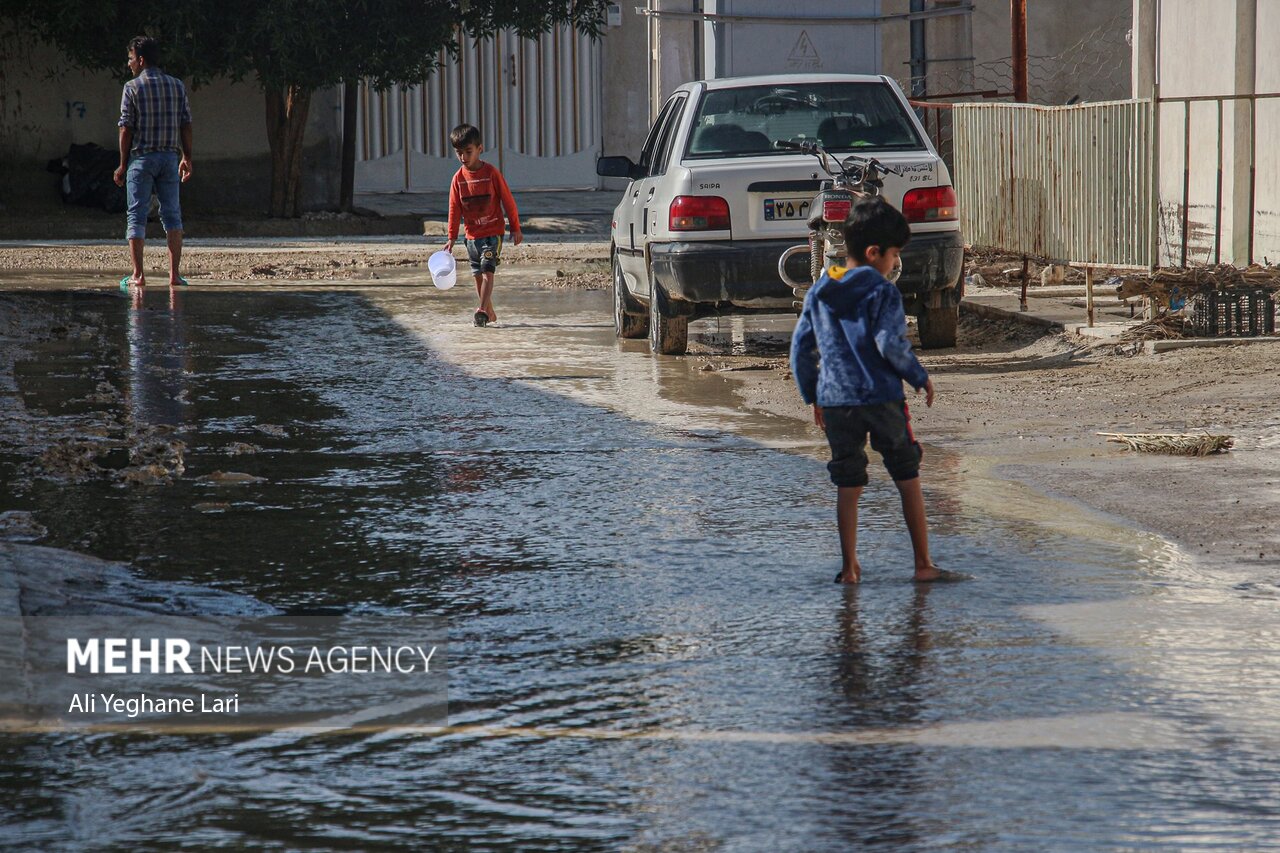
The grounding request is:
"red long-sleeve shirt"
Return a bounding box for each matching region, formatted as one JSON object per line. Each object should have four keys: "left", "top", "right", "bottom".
{"left": 447, "top": 162, "right": 521, "bottom": 240}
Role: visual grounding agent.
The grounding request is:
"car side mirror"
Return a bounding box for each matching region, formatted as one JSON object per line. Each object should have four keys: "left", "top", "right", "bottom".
{"left": 597, "top": 155, "right": 642, "bottom": 180}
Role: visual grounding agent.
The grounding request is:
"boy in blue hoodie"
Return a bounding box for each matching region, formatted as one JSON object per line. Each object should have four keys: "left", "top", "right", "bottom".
{"left": 791, "top": 197, "right": 963, "bottom": 585}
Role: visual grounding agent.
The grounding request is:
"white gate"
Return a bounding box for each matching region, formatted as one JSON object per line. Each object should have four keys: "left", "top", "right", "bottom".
{"left": 354, "top": 27, "right": 602, "bottom": 192}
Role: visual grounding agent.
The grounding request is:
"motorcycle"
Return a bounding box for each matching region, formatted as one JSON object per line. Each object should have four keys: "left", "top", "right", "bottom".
{"left": 775, "top": 140, "right": 902, "bottom": 309}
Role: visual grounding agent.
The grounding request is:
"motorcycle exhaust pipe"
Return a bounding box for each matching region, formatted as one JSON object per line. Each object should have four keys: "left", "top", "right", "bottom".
{"left": 777, "top": 243, "right": 811, "bottom": 295}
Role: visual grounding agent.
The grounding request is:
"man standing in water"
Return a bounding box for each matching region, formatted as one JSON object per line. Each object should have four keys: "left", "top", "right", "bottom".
{"left": 112, "top": 36, "right": 193, "bottom": 290}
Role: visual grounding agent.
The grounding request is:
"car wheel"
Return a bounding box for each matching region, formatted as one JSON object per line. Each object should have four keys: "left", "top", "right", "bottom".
{"left": 648, "top": 284, "right": 689, "bottom": 355}
{"left": 917, "top": 303, "right": 959, "bottom": 349}
{"left": 613, "top": 255, "right": 647, "bottom": 339}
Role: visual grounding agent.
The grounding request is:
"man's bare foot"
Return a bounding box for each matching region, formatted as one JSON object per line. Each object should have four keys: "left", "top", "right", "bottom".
{"left": 834, "top": 565, "right": 861, "bottom": 584}
{"left": 485, "top": 308, "right": 497, "bottom": 323}
{"left": 913, "top": 565, "right": 971, "bottom": 583}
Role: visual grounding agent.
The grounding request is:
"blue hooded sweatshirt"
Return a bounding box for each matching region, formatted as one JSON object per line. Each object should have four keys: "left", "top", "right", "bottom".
{"left": 790, "top": 264, "right": 929, "bottom": 407}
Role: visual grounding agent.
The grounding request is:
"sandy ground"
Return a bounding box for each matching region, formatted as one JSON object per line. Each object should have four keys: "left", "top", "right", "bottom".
{"left": 0, "top": 241, "right": 609, "bottom": 281}
{"left": 733, "top": 314, "right": 1280, "bottom": 575}
{"left": 2, "top": 240, "right": 1278, "bottom": 576}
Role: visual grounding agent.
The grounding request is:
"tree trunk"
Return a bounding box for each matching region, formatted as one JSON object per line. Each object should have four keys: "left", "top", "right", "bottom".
{"left": 339, "top": 79, "right": 358, "bottom": 213}
{"left": 264, "top": 84, "right": 312, "bottom": 218}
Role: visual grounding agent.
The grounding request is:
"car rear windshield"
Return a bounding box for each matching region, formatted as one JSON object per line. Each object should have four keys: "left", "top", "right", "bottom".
{"left": 683, "top": 82, "right": 924, "bottom": 160}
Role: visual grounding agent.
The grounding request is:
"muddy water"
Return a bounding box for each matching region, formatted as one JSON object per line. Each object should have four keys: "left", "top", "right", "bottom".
{"left": 2, "top": 279, "right": 1279, "bottom": 850}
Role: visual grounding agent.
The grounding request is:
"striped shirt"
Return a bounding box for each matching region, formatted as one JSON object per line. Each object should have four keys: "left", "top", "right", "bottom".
{"left": 118, "top": 68, "right": 192, "bottom": 156}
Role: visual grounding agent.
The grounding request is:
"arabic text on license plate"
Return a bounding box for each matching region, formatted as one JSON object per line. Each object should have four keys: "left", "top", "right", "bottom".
{"left": 764, "top": 198, "right": 810, "bottom": 221}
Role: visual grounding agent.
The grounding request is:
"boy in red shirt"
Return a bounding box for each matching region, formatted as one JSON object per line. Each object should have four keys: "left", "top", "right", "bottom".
{"left": 443, "top": 124, "right": 522, "bottom": 326}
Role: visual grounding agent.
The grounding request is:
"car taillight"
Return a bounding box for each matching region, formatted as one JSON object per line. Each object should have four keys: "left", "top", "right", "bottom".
{"left": 902, "top": 186, "right": 958, "bottom": 223}
{"left": 669, "top": 196, "right": 731, "bottom": 231}
{"left": 822, "top": 200, "right": 852, "bottom": 222}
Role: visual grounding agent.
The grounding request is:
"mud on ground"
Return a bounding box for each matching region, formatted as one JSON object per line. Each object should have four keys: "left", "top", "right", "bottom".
{"left": 0, "top": 241, "right": 609, "bottom": 282}
{"left": 3, "top": 249, "right": 1277, "bottom": 576}
{"left": 0, "top": 295, "right": 195, "bottom": 502}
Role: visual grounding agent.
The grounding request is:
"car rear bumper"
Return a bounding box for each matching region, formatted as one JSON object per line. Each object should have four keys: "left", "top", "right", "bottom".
{"left": 648, "top": 229, "right": 964, "bottom": 312}
{"left": 648, "top": 239, "right": 798, "bottom": 309}
{"left": 896, "top": 230, "right": 966, "bottom": 302}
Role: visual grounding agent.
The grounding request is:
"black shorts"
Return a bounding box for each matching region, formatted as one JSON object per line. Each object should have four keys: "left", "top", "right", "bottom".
{"left": 822, "top": 401, "right": 922, "bottom": 487}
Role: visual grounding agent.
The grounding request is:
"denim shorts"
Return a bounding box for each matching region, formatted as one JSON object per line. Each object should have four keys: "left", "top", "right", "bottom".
{"left": 465, "top": 235, "right": 503, "bottom": 275}
{"left": 125, "top": 151, "right": 183, "bottom": 239}
{"left": 822, "top": 400, "right": 922, "bottom": 487}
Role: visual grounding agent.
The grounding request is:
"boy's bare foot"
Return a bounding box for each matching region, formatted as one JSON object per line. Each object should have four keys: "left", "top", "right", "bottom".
{"left": 834, "top": 565, "right": 861, "bottom": 584}
{"left": 913, "top": 565, "right": 972, "bottom": 583}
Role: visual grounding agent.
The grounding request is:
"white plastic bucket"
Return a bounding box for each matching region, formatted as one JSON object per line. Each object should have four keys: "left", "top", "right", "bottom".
{"left": 428, "top": 250, "right": 457, "bottom": 290}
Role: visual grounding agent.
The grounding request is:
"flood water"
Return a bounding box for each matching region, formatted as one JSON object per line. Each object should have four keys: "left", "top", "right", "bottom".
{"left": 2, "top": 276, "right": 1279, "bottom": 850}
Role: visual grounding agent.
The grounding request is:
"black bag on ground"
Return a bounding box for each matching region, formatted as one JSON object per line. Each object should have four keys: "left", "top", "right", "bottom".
{"left": 46, "top": 143, "right": 126, "bottom": 213}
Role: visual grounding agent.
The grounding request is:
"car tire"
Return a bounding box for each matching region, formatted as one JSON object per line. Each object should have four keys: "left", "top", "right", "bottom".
{"left": 917, "top": 303, "right": 959, "bottom": 349}
{"left": 613, "top": 255, "right": 647, "bottom": 339}
{"left": 648, "top": 284, "right": 689, "bottom": 355}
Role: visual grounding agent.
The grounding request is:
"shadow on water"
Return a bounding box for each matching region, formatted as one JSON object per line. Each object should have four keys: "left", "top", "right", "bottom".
{"left": 1, "top": 286, "right": 1278, "bottom": 850}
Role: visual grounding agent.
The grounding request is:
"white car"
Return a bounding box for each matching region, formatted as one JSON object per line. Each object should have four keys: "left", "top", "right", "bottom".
{"left": 598, "top": 74, "right": 964, "bottom": 354}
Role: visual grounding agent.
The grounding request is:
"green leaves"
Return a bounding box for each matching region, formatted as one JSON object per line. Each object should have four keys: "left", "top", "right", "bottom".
{"left": 2, "top": 0, "right": 607, "bottom": 90}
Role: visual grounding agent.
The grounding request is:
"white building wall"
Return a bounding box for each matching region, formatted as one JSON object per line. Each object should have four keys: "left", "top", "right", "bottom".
{"left": 1152, "top": 0, "right": 1277, "bottom": 266}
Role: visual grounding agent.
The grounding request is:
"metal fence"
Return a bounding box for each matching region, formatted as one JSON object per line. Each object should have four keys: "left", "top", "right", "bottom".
{"left": 1156, "top": 93, "right": 1280, "bottom": 268}
{"left": 952, "top": 99, "right": 1156, "bottom": 269}
{"left": 900, "top": 5, "right": 1132, "bottom": 110}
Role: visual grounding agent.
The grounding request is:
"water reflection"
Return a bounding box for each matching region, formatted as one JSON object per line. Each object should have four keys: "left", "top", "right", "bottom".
{"left": 3, "top": 287, "right": 1279, "bottom": 850}
{"left": 826, "top": 587, "right": 933, "bottom": 848}
{"left": 124, "top": 285, "right": 191, "bottom": 428}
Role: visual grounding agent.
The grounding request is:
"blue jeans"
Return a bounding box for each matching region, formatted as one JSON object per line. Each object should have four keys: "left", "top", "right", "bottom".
{"left": 465, "top": 235, "right": 503, "bottom": 275}
{"left": 126, "top": 151, "right": 183, "bottom": 239}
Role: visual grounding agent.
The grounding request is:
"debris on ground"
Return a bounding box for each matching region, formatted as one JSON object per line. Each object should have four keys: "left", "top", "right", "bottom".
{"left": 1097, "top": 431, "right": 1233, "bottom": 456}
{"left": 224, "top": 442, "right": 261, "bottom": 455}
{"left": 537, "top": 269, "right": 610, "bottom": 290}
{"left": 118, "top": 463, "right": 175, "bottom": 485}
{"left": 1114, "top": 263, "right": 1280, "bottom": 301}
{"left": 0, "top": 243, "right": 613, "bottom": 282}
{"left": 1117, "top": 315, "right": 1191, "bottom": 341}
{"left": 198, "top": 471, "right": 267, "bottom": 484}
{"left": 0, "top": 510, "right": 47, "bottom": 542}
{"left": 38, "top": 438, "right": 106, "bottom": 482}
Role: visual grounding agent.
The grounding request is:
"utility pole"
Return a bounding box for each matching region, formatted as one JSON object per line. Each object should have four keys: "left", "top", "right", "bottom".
{"left": 1011, "top": 0, "right": 1028, "bottom": 102}
{"left": 910, "top": 0, "right": 927, "bottom": 98}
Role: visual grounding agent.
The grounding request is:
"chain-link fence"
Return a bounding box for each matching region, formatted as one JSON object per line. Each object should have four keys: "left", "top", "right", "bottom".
{"left": 899, "top": 6, "right": 1133, "bottom": 169}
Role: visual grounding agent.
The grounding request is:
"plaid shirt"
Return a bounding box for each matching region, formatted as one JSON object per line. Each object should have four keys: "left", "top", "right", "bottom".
{"left": 118, "top": 68, "right": 192, "bottom": 156}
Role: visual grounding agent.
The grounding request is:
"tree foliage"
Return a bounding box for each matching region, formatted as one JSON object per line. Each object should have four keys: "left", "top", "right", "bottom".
{"left": 1, "top": 0, "right": 609, "bottom": 215}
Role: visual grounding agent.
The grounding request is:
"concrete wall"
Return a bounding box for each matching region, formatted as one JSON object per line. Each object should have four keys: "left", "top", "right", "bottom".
{"left": 1254, "top": 0, "right": 1280, "bottom": 263}
{"left": 601, "top": 1, "right": 653, "bottom": 179}
{"left": 880, "top": 0, "right": 1130, "bottom": 104}
{"left": 700, "top": 0, "right": 881, "bottom": 81}
{"left": 0, "top": 37, "right": 342, "bottom": 214}
{"left": 654, "top": 0, "right": 701, "bottom": 112}
{"left": 1151, "top": 0, "right": 1278, "bottom": 266}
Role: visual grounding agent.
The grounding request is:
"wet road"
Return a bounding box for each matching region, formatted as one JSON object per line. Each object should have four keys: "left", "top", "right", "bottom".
{"left": 2, "top": 273, "right": 1280, "bottom": 850}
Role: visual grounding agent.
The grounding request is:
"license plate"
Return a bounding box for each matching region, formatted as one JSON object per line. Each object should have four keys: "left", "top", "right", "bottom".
{"left": 763, "top": 198, "right": 811, "bottom": 221}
